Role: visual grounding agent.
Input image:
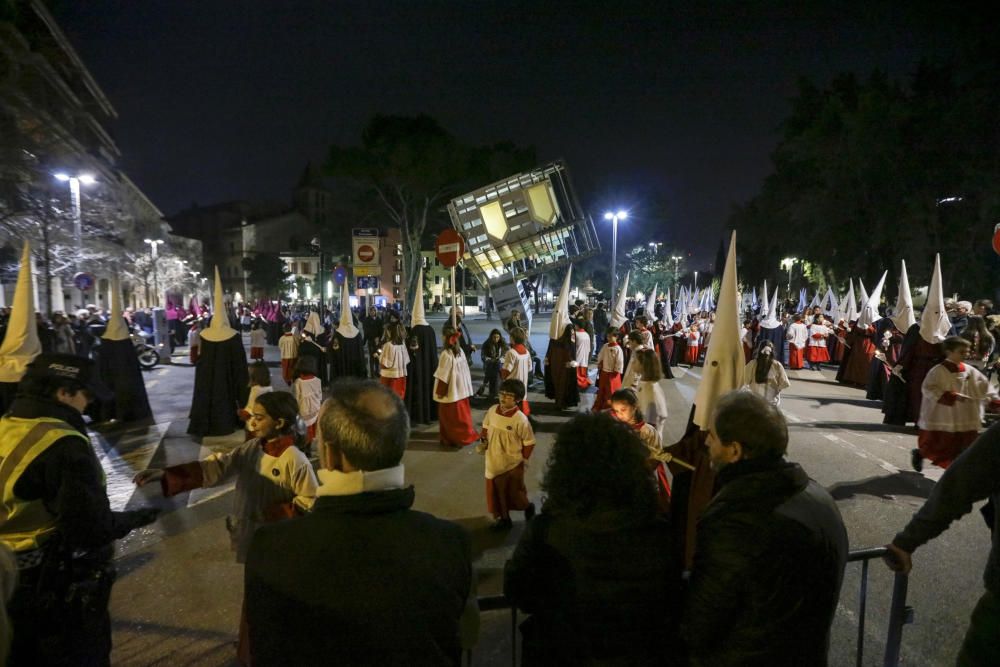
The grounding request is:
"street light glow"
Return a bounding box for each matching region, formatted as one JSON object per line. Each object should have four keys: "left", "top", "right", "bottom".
{"left": 617, "top": 211, "right": 627, "bottom": 219}
{"left": 604, "top": 212, "right": 613, "bottom": 220}
{"left": 54, "top": 173, "right": 70, "bottom": 181}
{"left": 78, "top": 174, "right": 96, "bottom": 185}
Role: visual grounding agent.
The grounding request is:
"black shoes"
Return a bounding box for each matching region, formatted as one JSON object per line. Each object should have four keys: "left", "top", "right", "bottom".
{"left": 910, "top": 449, "right": 923, "bottom": 472}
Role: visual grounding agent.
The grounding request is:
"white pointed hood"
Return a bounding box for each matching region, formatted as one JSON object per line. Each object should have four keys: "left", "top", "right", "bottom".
{"left": 304, "top": 311, "right": 323, "bottom": 336}
{"left": 548, "top": 266, "right": 573, "bottom": 339}
{"left": 645, "top": 284, "right": 658, "bottom": 321}
{"left": 609, "top": 270, "right": 630, "bottom": 329}
{"left": 839, "top": 279, "right": 859, "bottom": 323}
{"left": 693, "top": 232, "right": 744, "bottom": 429}
{"left": 337, "top": 280, "right": 359, "bottom": 338}
{"left": 823, "top": 287, "right": 837, "bottom": 317}
{"left": 761, "top": 285, "right": 782, "bottom": 329}
{"left": 759, "top": 280, "right": 770, "bottom": 319}
{"left": 890, "top": 260, "right": 916, "bottom": 332}
{"left": 919, "top": 254, "right": 950, "bottom": 344}
{"left": 662, "top": 288, "right": 674, "bottom": 327}
{"left": 857, "top": 271, "right": 887, "bottom": 328}
{"left": 0, "top": 242, "right": 41, "bottom": 382}
{"left": 200, "top": 266, "right": 238, "bottom": 342}
{"left": 102, "top": 275, "right": 130, "bottom": 341}
{"left": 411, "top": 267, "right": 428, "bottom": 327}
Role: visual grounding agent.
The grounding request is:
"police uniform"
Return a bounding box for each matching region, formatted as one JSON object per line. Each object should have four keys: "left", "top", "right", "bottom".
{"left": 0, "top": 354, "right": 158, "bottom": 666}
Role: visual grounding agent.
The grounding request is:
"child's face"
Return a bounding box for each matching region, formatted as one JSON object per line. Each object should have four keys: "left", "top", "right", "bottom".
{"left": 249, "top": 402, "right": 283, "bottom": 440}
{"left": 945, "top": 346, "right": 969, "bottom": 363}
{"left": 499, "top": 391, "right": 518, "bottom": 410}
{"left": 610, "top": 401, "right": 637, "bottom": 424}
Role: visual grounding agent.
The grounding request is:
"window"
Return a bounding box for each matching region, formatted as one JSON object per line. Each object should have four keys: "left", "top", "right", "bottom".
{"left": 301, "top": 262, "right": 311, "bottom": 274}
{"left": 393, "top": 273, "right": 401, "bottom": 284}
{"left": 394, "top": 259, "right": 402, "bottom": 271}
{"left": 435, "top": 276, "right": 441, "bottom": 285}
{"left": 434, "top": 258, "right": 440, "bottom": 266}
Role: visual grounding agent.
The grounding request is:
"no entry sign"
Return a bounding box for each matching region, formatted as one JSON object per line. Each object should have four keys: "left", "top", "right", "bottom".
{"left": 435, "top": 229, "right": 464, "bottom": 268}
{"left": 356, "top": 244, "right": 376, "bottom": 262}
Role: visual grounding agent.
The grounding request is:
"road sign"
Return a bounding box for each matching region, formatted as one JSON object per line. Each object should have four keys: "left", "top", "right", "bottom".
{"left": 356, "top": 244, "right": 376, "bottom": 262}
{"left": 73, "top": 272, "right": 95, "bottom": 291}
{"left": 333, "top": 265, "right": 347, "bottom": 285}
{"left": 435, "top": 229, "right": 464, "bottom": 268}
{"left": 352, "top": 229, "right": 381, "bottom": 271}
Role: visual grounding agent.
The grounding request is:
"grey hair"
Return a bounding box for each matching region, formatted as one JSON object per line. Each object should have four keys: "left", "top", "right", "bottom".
{"left": 319, "top": 380, "right": 409, "bottom": 471}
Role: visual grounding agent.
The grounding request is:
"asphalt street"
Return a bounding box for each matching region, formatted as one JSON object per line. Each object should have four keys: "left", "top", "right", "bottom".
{"left": 89, "top": 312, "right": 994, "bottom": 666}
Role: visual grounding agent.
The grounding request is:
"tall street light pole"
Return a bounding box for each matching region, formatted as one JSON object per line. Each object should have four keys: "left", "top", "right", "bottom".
{"left": 54, "top": 172, "right": 96, "bottom": 274}
{"left": 603, "top": 210, "right": 627, "bottom": 302}
{"left": 144, "top": 239, "right": 164, "bottom": 307}
{"left": 671, "top": 255, "right": 682, "bottom": 283}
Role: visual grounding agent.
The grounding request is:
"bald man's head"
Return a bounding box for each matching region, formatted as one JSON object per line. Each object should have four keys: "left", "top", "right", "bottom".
{"left": 319, "top": 380, "right": 410, "bottom": 471}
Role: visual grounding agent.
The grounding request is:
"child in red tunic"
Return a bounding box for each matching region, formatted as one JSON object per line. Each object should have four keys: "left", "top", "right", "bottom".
{"left": 684, "top": 324, "right": 701, "bottom": 366}
{"left": 435, "top": 327, "right": 479, "bottom": 447}
{"left": 593, "top": 328, "right": 624, "bottom": 412}
{"left": 378, "top": 322, "right": 409, "bottom": 400}
{"left": 479, "top": 378, "right": 536, "bottom": 530}
{"left": 249, "top": 321, "right": 266, "bottom": 360}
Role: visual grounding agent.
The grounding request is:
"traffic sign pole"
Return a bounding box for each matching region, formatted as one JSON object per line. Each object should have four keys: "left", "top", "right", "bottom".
{"left": 451, "top": 267, "right": 457, "bottom": 330}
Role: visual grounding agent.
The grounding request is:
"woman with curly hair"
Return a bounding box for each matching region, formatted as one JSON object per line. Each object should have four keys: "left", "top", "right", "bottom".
{"left": 504, "top": 413, "right": 682, "bottom": 666}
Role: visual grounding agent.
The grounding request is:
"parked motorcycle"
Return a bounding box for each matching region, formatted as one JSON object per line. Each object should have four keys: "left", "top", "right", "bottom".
{"left": 131, "top": 328, "right": 160, "bottom": 369}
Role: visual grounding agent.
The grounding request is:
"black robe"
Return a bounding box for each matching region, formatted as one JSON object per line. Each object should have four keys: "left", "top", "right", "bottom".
{"left": 298, "top": 339, "right": 329, "bottom": 386}
{"left": 187, "top": 335, "right": 249, "bottom": 437}
{"left": 405, "top": 324, "right": 438, "bottom": 424}
{"left": 759, "top": 325, "right": 787, "bottom": 365}
{"left": 94, "top": 338, "right": 153, "bottom": 423}
{"left": 882, "top": 323, "right": 920, "bottom": 425}
{"left": 328, "top": 333, "right": 367, "bottom": 381}
{"left": 544, "top": 338, "right": 579, "bottom": 409}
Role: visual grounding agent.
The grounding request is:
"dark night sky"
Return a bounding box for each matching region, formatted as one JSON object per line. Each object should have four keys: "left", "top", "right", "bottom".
{"left": 56, "top": 1, "right": 964, "bottom": 267}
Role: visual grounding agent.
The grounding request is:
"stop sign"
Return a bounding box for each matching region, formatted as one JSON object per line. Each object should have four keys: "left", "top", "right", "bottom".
{"left": 435, "top": 229, "right": 465, "bottom": 268}
{"left": 357, "top": 244, "right": 376, "bottom": 262}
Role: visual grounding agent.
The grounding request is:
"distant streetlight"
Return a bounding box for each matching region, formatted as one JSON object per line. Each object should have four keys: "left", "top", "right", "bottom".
{"left": 603, "top": 210, "right": 628, "bottom": 301}
{"left": 670, "top": 255, "right": 682, "bottom": 282}
{"left": 54, "top": 172, "right": 96, "bottom": 275}
{"left": 144, "top": 239, "right": 165, "bottom": 307}
{"left": 694, "top": 270, "right": 699, "bottom": 294}
{"left": 780, "top": 257, "right": 798, "bottom": 292}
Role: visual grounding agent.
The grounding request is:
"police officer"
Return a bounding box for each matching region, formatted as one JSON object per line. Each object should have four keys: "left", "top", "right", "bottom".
{"left": 0, "top": 353, "right": 159, "bottom": 665}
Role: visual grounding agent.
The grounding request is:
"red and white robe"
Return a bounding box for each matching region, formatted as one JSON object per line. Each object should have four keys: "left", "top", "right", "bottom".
{"left": 592, "top": 342, "right": 624, "bottom": 412}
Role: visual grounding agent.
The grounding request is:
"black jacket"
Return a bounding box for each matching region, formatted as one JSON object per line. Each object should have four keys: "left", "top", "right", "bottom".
{"left": 894, "top": 421, "right": 1000, "bottom": 594}
{"left": 504, "top": 510, "right": 682, "bottom": 666}
{"left": 245, "top": 486, "right": 471, "bottom": 666}
{"left": 682, "top": 457, "right": 848, "bottom": 667}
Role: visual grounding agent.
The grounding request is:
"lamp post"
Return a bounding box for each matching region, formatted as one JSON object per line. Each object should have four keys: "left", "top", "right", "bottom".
{"left": 670, "top": 255, "right": 682, "bottom": 283}
{"left": 603, "top": 210, "right": 627, "bottom": 302}
{"left": 310, "top": 237, "right": 324, "bottom": 321}
{"left": 694, "top": 270, "right": 698, "bottom": 293}
{"left": 144, "top": 239, "right": 164, "bottom": 306}
{"left": 780, "top": 257, "right": 798, "bottom": 293}
{"left": 54, "top": 172, "right": 96, "bottom": 273}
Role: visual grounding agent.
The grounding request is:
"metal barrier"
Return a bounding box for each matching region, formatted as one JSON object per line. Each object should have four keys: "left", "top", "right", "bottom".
{"left": 471, "top": 546, "right": 912, "bottom": 667}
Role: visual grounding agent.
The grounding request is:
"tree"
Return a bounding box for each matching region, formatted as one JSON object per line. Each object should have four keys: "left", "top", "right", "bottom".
{"left": 242, "top": 253, "right": 291, "bottom": 298}
{"left": 326, "top": 115, "right": 534, "bottom": 308}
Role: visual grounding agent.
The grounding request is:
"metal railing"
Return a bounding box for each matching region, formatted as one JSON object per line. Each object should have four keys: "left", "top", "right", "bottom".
{"left": 469, "top": 546, "right": 912, "bottom": 667}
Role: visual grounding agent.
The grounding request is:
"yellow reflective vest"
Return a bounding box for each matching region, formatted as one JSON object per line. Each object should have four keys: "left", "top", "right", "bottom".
{"left": 0, "top": 416, "right": 89, "bottom": 552}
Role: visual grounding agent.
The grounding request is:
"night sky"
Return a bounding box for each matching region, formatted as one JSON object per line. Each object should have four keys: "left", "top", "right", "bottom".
{"left": 57, "top": 1, "right": 963, "bottom": 267}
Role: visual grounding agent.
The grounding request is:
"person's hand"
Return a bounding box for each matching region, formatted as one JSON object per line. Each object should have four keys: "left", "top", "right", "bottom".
{"left": 882, "top": 543, "right": 912, "bottom": 574}
{"left": 133, "top": 469, "right": 165, "bottom": 486}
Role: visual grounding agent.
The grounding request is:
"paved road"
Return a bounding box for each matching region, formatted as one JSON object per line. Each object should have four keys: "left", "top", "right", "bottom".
{"left": 90, "top": 312, "right": 992, "bottom": 666}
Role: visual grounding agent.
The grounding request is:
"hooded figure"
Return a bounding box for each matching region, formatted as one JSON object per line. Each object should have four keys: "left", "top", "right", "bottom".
{"left": 187, "top": 267, "right": 249, "bottom": 437}
{"left": 328, "top": 281, "right": 367, "bottom": 380}
{"left": 0, "top": 242, "right": 41, "bottom": 413}
{"left": 543, "top": 267, "right": 578, "bottom": 409}
{"left": 882, "top": 260, "right": 921, "bottom": 424}
{"left": 655, "top": 287, "right": 676, "bottom": 378}
{"left": 838, "top": 272, "right": 886, "bottom": 388}
{"left": 298, "top": 311, "right": 328, "bottom": 386}
{"left": 757, "top": 284, "right": 786, "bottom": 365}
{"left": 94, "top": 275, "right": 153, "bottom": 423}
{"left": 669, "top": 231, "right": 743, "bottom": 568}
{"left": 405, "top": 268, "right": 439, "bottom": 424}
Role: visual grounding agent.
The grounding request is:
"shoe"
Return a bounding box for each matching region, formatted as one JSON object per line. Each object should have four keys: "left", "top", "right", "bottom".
{"left": 910, "top": 449, "right": 923, "bottom": 472}
{"left": 524, "top": 503, "right": 536, "bottom": 522}
{"left": 490, "top": 517, "right": 513, "bottom": 531}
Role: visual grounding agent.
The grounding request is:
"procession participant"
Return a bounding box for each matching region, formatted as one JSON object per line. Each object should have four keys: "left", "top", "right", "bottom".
{"left": 839, "top": 273, "right": 887, "bottom": 388}
{"left": 278, "top": 322, "right": 298, "bottom": 386}
{"left": 805, "top": 314, "right": 832, "bottom": 370}
{"left": 622, "top": 330, "right": 648, "bottom": 390}
{"left": 188, "top": 268, "right": 250, "bottom": 438}
{"left": 292, "top": 356, "right": 323, "bottom": 448}
{"left": 189, "top": 317, "right": 203, "bottom": 364}
{"left": 450, "top": 307, "right": 477, "bottom": 366}
{"left": 95, "top": 276, "right": 153, "bottom": 423}
{"left": 741, "top": 318, "right": 755, "bottom": 363}
{"left": 574, "top": 319, "right": 592, "bottom": 390}
{"left": 683, "top": 322, "right": 701, "bottom": 366}
{"left": 2, "top": 354, "right": 160, "bottom": 666}
{"left": 785, "top": 313, "right": 809, "bottom": 370}
{"left": 239, "top": 361, "right": 273, "bottom": 440}
{"left": 136, "top": 391, "right": 317, "bottom": 665}
{"left": 610, "top": 388, "right": 672, "bottom": 505}
{"left": 479, "top": 379, "right": 536, "bottom": 531}
{"left": 546, "top": 324, "right": 581, "bottom": 410}
{"left": 635, "top": 348, "right": 669, "bottom": 443}
{"left": 501, "top": 327, "right": 533, "bottom": 415}
{"left": 743, "top": 341, "right": 791, "bottom": 406}
{"left": 249, "top": 321, "right": 266, "bottom": 361}
{"left": 329, "top": 282, "right": 367, "bottom": 380}
{"left": 361, "top": 305, "right": 384, "bottom": 378}
{"left": 608, "top": 271, "right": 633, "bottom": 371}
{"left": 404, "top": 270, "right": 438, "bottom": 425}
{"left": 912, "top": 336, "right": 1000, "bottom": 471}
{"left": 0, "top": 243, "right": 41, "bottom": 414}
{"left": 298, "top": 311, "right": 328, "bottom": 387}
{"left": 543, "top": 268, "right": 575, "bottom": 404}
{"left": 377, "top": 322, "right": 410, "bottom": 400}
{"left": 757, "top": 285, "right": 787, "bottom": 366}
{"left": 434, "top": 326, "right": 479, "bottom": 448}
{"left": 593, "top": 328, "right": 624, "bottom": 413}
{"left": 655, "top": 288, "right": 677, "bottom": 377}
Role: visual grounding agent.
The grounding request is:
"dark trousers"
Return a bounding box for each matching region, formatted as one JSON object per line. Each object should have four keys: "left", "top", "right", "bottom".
{"left": 958, "top": 589, "right": 1000, "bottom": 666}
{"left": 482, "top": 360, "right": 501, "bottom": 397}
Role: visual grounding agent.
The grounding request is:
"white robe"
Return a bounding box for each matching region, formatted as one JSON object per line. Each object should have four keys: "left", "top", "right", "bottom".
{"left": 743, "top": 359, "right": 790, "bottom": 406}
{"left": 379, "top": 342, "right": 410, "bottom": 378}
{"left": 434, "top": 350, "right": 474, "bottom": 402}
{"left": 636, "top": 379, "right": 668, "bottom": 443}
{"left": 918, "top": 362, "right": 998, "bottom": 432}
{"left": 575, "top": 329, "right": 592, "bottom": 367}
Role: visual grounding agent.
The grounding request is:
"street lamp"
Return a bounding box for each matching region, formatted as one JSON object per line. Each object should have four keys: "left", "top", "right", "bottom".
{"left": 54, "top": 172, "right": 96, "bottom": 285}
{"left": 694, "top": 271, "right": 699, "bottom": 294}
{"left": 309, "top": 237, "right": 324, "bottom": 320}
{"left": 780, "top": 257, "right": 798, "bottom": 293}
{"left": 144, "top": 239, "right": 165, "bottom": 307}
{"left": 603, "top": 210, "right": 627, "bottom": 301}
{"left": 670, "top": 255, "right": 682, "bottom": 283}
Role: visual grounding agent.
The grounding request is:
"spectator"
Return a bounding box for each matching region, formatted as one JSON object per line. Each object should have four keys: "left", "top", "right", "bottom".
{"left": 951, "top": 300, "right": 972, "bottom": 336}
{"left": 361, "top": 305, "right": 384, "bottom": 377}
{"left": 245, "top": 380, "right": 474, "bottom": 665}
{"left": 504, "top": 412, "right": 681, "bottom": 666}
{"left": 885, "top": 422, "right": 1000, "bottom": 666}
{"left": 682, "top": 390, "right": 848, "bottom": 667}
{"left": 973, "top": 299, "right": 994, "bottom": 317}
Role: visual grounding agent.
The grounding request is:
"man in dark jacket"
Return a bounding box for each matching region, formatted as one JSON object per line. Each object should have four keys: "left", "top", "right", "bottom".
{"left": 885, "top": 421, "right": 1000, "bottom": 665}
{"left": 682, "top": 391, "right": 848, "bottom": 667}
{"left": 361, "top": 305, "right": 384, "bottom": 377}
{"left": 0, "top": 354, "right": 159, "bottom": 665}
{"left": 245, "top": 379, "right": 473, "bottom": 665}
